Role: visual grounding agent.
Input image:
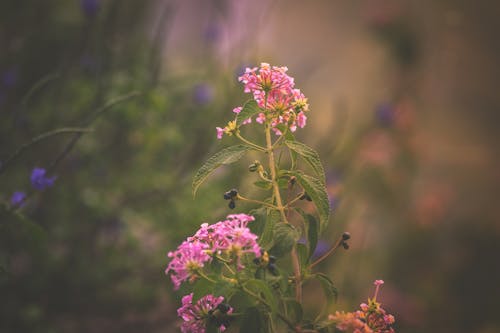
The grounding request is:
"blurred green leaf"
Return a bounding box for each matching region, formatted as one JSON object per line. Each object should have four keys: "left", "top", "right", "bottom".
{"left": 315, "top": 273, "right": 338, "bottom": 305}
{"left": 192, "top": 145, "right": 252, "bottom": 196}
{"left": 239, "top": 306, "right": 266, "bottom": 333}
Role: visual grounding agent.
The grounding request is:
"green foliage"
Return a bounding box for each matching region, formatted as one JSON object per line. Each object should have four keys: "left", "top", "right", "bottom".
{"left": 236, "top": 100, "right": 260, "bottom": 127}
{"left": 292, "top": 171, "right": 331, "bottom": 232}
{"left": 192, "top": 145, "right": 253, "bottom": 196}
{"left": 285, "top": 140, "right": 326, "bottom": 183}
{"left": 269, "top": 223, "right": 300, "bottom": 257}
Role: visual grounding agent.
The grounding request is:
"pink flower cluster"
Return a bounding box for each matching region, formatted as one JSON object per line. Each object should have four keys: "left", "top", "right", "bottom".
{"left": 217, "top": 63, "right": 309, "bottom": 138}
{"left": 165, "top": 214, "right": 261, "bottom": 289}
{"left": 177, "top": 293, "right": 233, "bottom": 333}
{"left": 329, "top": 280, "right": 395, "bottom": 333}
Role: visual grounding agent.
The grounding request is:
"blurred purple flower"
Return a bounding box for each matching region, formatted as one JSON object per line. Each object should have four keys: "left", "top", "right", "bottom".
{"left": 81, "top": 0, "right": 100, "bottom": 17}
{"left": 375, "top": 103, "right": 395, "bottom": 127}
{"left": 10, "top": 191, "right": 26, "bottom": 207}
{"left": 193, "top": 83, "right": 214, "bottom": 105}
{"left": 203, "top": 23, "right": 221, "bottom": 43}
{"left": 2, "top": 68, "right": 18, "bottom": 88}
{"left": 298, "top": 238, "right": 330, "bottom": 259}
{"left": 30, "top": 167, "right": 57, "bottom": 190}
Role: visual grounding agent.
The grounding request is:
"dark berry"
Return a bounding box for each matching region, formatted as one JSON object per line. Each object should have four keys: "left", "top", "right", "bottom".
{"left": 228, "top": 200, "right": 236, "bottom": 209}
{"left": 342, "top": 232, "right": 351, "bottom": 241}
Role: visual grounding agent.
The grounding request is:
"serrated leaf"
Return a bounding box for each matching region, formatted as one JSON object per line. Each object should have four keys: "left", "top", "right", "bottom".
{"left": 293, "top": 172, "right": 330, "bottom": 233}
{"left": 245, "top": 279, "right": 278, "bottom": 313}
{"left": 269, "top": 223, "right": 300, "bottom": 257}
{"left": 236, "top": 99, "right": 260, "bottom": 126}
{"left": 315, "top": 273, "right": 338, "bottom": 305}
{"left": 192, "top": 145, "right": 252, "bottom": 196}
{"left": 285, "top": 140, "right": 325, "bottom": 184}
{"left": 259, "top": 209, "right": 279, "bottom": 249}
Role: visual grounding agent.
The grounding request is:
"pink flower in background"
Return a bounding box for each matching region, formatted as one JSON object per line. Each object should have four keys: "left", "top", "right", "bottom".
{"left": 216, "top": 127, "right": 224, "bottom": 139}
{"left": 177, "top": 293, "right": 233, "bottom": 333}
{"left": 329, "top": 280, "right": 395, "bottom": 333}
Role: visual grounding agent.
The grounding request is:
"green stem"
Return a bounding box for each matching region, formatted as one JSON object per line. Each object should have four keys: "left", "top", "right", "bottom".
{"left": 0, "top": 128, "right": 93, "bottom": 175}
{"left": 197, "top": 270, "right": 216, "bottom": 283}
{"left": 241, "top": 286, "right": 300, "bottom": 333}
{"left": 237, "top": 194, "right": 278, "bottom": 210}
{"left": 264, "top": 121, "right": 303, "bottom": 304}
{"left": 308, "top": 234, "right": 344, "bottom": 270}
{"left": 235, "top": 132, "right": 266, "bottom": 152}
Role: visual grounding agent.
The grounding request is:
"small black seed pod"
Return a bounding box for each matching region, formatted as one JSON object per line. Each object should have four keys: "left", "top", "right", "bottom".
{"left": 217, "top": 303, "right": 231, "bottom": 314}
{"left": 228, "top": 200, "right": 236, "bottom": 209}
{"left": 342, "top": 232, "right": 351, "bottom": 241}
{"left": 342, "top": 242, "right": 350, "bottom": 250}
{"left": 268, "top": 263, "right": 279, "bottom": 276}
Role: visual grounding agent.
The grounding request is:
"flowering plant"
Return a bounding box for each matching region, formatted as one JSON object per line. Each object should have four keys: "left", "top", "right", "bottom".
{"left": 166, "top": 63, "right": 395, "bottom": 333}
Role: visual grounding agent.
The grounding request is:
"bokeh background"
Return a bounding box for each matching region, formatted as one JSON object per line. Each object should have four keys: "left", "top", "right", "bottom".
{"left": 1, "top": 0, "right": 499, "bottom": 332}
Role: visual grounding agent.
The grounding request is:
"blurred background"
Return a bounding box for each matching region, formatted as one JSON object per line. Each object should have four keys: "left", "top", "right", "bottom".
{"left": 1, "top": 0, "right": 499, "bottom": 332}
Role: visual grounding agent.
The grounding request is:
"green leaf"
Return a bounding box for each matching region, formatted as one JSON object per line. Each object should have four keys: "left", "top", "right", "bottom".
{"left": 305, "top": 214, "right": 319, "bottom": 260}
{"left": 259, "top": 209, "right": 279, "bottom": 249}
{"left": 296, "top": 242, "right": 309, "bottom": 267}
{"left": 253, "top": 180, "right": 272, "bottom": 190}
{"left": 214, "top": 280, "right": 235, "bottom": 299}
{"left": 286, "top": 300, "right": 303, "bottom": 324}
{"left": 285, "top": 140, "right": 325, "bottom": 184}
{"left": 293, "top": 172, "right": 330, "bottom": 233}
{"left": 315, "top": 273, "right": 338, "bottom": 305}
{"left": 269, "top": 223, "right": 300, "bottom": 257}
{"left": 245, "top": 279, "right": 278, "bottom": 313}
{"left": 192, "top": 278, "right": 214, "bottom": 302}
{"left": 240, "top": 306, "right": 266, "bottom": 333}
{"left": 236, "top": 99, "right": 260, "bottom": 126}
{"left": 192, "top": 145, "right": 252, "bottom": 196}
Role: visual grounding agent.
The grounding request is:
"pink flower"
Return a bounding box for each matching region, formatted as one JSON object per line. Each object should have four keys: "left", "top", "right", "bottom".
{"left": 374, "top": 280, "right": 384, "bottom": 286}
{"left": 189, "top": 214, "right": 261, "bottom": 269}
{"left": 165, "top": 240, "right": 211, "bottom": 290}
{"left": 233, "top": 63, "right": 310, "bottom": 134}
{"left": 216, "top": 127, "right": 224, "bottom": 139}
{"left": 166, "top": 214, "right": 261, "bottom": 289}
{"left": 177, "top": 293, "right": 233, "bottom": 333}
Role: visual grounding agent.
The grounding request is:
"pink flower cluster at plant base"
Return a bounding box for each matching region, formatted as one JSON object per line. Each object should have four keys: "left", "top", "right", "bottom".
{"left": 177, "top": 293, "right": 233, "bottom": 333}
{"left": 165, "top": 214, "right": 261, "bottom": 289}
{"left": 329, "top": 280, "right": 396, "bottom": 333}
{"left": 217, "top": 63, "right": 310, "bottom": 138}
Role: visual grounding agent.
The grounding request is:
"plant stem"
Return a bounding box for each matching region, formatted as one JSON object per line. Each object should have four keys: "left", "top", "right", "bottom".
{"left": 308, "top": 234, "right": 344, "bottom": 269}
{"left": 237, "top": 194, "right": 278, "bottom": 210}
{"left": 236, "top": 132, "right": 266, "bottom": 152}
{"left": 264, "top": 122, "right": 303, "bottom": 304}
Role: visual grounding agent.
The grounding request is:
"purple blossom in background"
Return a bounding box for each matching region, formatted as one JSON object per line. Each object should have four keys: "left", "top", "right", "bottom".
{"left": 192, "top": 83, "right": 214, "bottom": 105}
{"left": 30, "top": 167, "right": 57, "bottom": 190}
{"left": 2, "top": 68, "right": 18, "bottom": 88}
{"left": 203, "top": 23, "right": 221, "bottom": 43}
{"left": 81, "top": 0, "right": 100, "bottom": 17}
{"left": 298, "top": 238, "right": 330, "bottom": 259}
{"left": 375, "top": 103, "right": 395, "bottom": 127}
{"left": 10, "top": 191, "right": 26, "bottom": 207}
